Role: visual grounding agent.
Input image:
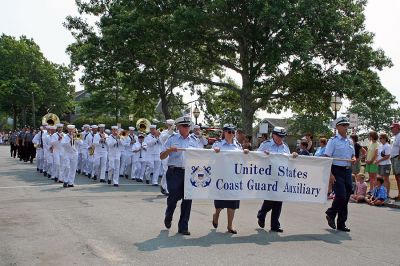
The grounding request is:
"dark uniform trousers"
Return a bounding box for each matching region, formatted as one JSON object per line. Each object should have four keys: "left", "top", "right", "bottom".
{"left": 10, "top": 143, "right": 17, "bottom": 157}
{"left": 24, "top": 141, "right": 35, "bottom": 162}
{"left": 257, "top": 200, "right": 282, "bottom": 230}
{"left": 326, "top": 165, "right": 352, "bottom": 227}
{"left": 165, "top": 167, "right": 192, "bottom": 231}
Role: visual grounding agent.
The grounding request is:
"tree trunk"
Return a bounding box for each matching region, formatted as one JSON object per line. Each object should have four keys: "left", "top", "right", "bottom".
{"left": 13, "top": 107, "right": 17, "bottom": 130}
{"left": 159, "top": 82, "right": 171, "bottom": 119}
{"left": 240, "top": 75, "right": 255, "bottom": 136}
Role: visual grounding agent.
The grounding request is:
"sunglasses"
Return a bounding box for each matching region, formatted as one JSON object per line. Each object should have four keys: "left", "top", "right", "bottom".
{"left": 225, "top": 130, "right": 235, "bottom": 134}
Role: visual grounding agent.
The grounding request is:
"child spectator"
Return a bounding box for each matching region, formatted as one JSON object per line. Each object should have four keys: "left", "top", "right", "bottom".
{"left": 365, "top": 177, "right": 387, "bottom": 206}
{"left": 350, "top": 174, "right": 368, "bottom": 203}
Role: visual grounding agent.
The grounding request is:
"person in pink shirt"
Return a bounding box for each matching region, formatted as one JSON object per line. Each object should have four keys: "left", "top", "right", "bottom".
{"left": 350, "top": 174, "right": 368, "bottom": 203}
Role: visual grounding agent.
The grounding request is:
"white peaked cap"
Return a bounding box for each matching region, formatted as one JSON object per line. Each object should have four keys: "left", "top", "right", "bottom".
{"left": 111, "top": 126, "right": 118, "bottom": 130}
{"left": 129, "top": 127, "right": 135, "bottom": 131}
{"left": 56, "top": 124, "right": 64, "bottom": 128}
{"left": 91, "top": 125, "right": 98, "bottom": 129}
{"left": 98, "top": 124, "right": 106, "bottom": 128}
{"left": 67, "top": 125, "right": 75, "bottom": 129}
{"left": 150, "top": 125, "right": 157, "bottom": 129}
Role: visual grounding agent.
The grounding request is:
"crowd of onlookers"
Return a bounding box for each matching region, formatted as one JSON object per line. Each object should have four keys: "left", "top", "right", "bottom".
{"left": 0, "top": 130, "right": 10, "bottom": 144}
{"left": 295, "top": 123, "right": 400, "bottom": 206}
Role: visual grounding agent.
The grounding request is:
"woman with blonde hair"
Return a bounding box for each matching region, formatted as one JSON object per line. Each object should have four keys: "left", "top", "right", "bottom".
{"left": 365, "top": 131, "right": 379, "bottom": 192}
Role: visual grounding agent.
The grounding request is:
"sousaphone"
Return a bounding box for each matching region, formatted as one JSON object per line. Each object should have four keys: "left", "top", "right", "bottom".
{"left": 136, "top": 118, "right": 151, "bottom": 133}
{"left": 42, "top": 113, "right": 60, "bottom": 126}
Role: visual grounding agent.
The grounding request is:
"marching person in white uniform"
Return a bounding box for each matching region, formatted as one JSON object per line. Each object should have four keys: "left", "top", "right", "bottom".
{"left": 44, "top": 125, "right": 55, "bottom": 178}
{"left": 79, "top": 124, "right": 90, "bottom": 176}
{"left": 50, "top": 124, "right": 65, "bottom": 183}
{"left": 106, "top": 126, "right": 124, "bottom": 186}
{"left": 32, "top": 125, "right": 46, "bottom": 173}
{"left": 133, "top": 133, "right": 148, "bottom": 182}
{"left": 145, "top": 125, "right": 163, "bottom": 186}
{"left": 159, "top": 119, "right": 175, "bottom": 195}
{"left": 87, "top": 125, "right": 98, "bottom": 179}
{"left": 120, "top": 127, "right": 138, "bottom": 179}
{"left": 191, "top": 125, "right": 208, "bottom": 148}
{"left": 93, "top": 124, "right": 108, "bottom": 183}
{"left": 61, "top": 125, "right": 81, "bottom": 187}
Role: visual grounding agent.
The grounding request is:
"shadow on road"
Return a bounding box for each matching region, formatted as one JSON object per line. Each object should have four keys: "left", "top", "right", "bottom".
{"left": 134, "top": 229, "right": 352, "bottom": 251}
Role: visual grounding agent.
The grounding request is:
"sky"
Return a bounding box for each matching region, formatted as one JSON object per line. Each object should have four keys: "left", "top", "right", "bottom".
{"left": 0, "top": 0, "right": 399, "bottom": 120}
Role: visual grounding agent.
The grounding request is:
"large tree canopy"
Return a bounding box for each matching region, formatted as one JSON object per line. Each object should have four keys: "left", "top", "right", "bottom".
{"left": 66, "top": 0, "right": 393, "bottom": 133}
{"left": 0, "top": 34, "right": 74, "bottom": 129}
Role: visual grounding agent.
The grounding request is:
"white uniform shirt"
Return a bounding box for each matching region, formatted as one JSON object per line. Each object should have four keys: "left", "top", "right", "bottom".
{"left": 106, "top": 134, "right": 123, "bottom": 158}
{"left": 132, "top": 141, "right": 148, "bottom": 162}
{"left": 93, "top": 132, "right": 108, "bottom": 155}
{"left": 391, "top": 133, "right": 400, "bottom": 158}
{"left": 145, "top": 133, "right": 162, "bottom": 155}
{"left": 62, "top": 133, "right": 80, "bottom": 156}
{"left": 50, "top": 132, "right": 65, "bottom": 154}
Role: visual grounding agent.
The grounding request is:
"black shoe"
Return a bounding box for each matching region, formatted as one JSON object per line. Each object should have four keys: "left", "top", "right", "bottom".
{"left": 257, "top": 218, "right": 265, "bottom": 229}
{"left": 63, "top": 182, "right": 68, "bottom": 188}
{"left": 107, "top": 180, "right": 112, "bottom": 184}
{"left": 37, "top": 168, "right": 39, "bottom": 171}
{"left": 326, "top": 215, "right": 336, "bottom": 230}
{"left": 125, "top": 175, "right": 128, "bottom": 179}
{"left": 152, "top": 184, "right": 158, "bottom": 187}
{"left": 54, "top": 178, "right": 58, "bottom": 182}
{"left": 93, "top": 177, "right": 97, "bottom": 181}
{"left": 113, "top": 184, "right": 119, "bottom": 187}
{"left": 146, "top": 180, "right": 150, "bottom": 184}
{"left": 58, "top": 180, "right": 63, "bottom": 183}
{"left": 212, "top": 214, "right": 218, "bottom": 229}
{"left": 161, "top": 187, "right": 166, "bottom": 195}
{"left": 77, "top": 170, "right": 81, "bottom": 174}
{"left": 227, "top": 228, "right": 237, "bottom": 234}
{"left": 100, "top": 179, "right": 105, "bottom": 183}
{"left": 271, "top": 228, "right": 283, "bottom": 233}
{"left": 48, "top": 175, "right": 52, "bottom": 179}
{"left": 178, "top": 230, "right": 191, "bottom": 236}
{"left": 68, "top": 184, "right": 74, "bottom": 187}
{"left": 164, "top": 218, "right": 172, "bottom": 229}
{"left": 44, "top": 172, "right": 48, "bottom": 177}
{"left": 337, "top": 226, "right": 350, "bottom": 232}
{"left": 40, "top": 169, "right": 43, "bottom": 173}
{"left": 137, "top": 179, "right": 143, "bottom": 183}
{"left": 119, "top": 175, "right": 123, "bottom": 178}
{"left": 165, "top": 192, "right": 169, "bottom": 196}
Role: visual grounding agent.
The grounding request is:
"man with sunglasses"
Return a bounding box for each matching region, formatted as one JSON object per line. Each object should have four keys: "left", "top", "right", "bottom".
{"left": 324, "top": 117, "right": 356, "bottom": 232}
{"left": 256, "top": 126, "right": 291, "bottom": 233}
{"left": 160, "top": 116, "right": 200, "bottom": 236}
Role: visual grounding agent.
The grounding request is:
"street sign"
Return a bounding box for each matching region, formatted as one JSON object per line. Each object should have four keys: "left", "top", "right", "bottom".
{"left": 349, "top": 113, "right": 358, "bottom": 128}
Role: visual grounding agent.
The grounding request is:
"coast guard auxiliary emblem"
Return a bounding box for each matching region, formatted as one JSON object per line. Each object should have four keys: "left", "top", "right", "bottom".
{"left": 190, "top": 166, "right": 212, "bottom": 188}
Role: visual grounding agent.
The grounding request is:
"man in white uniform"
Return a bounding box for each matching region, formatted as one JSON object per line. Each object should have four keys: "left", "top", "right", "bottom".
{"left": 133, "top": 134, "right": 148, "bottom": 182}
{"left": 159, "top": 119, "right": 175, "bottom": 195}
{"left": 32, "top": 124, "right": 46, "bottom": 173}
{"left": 93, "top": 124, "right": 108, "bottom": 182}
{"left": 79, "top": 124, "right": 90, "bottom": 176}
{"left": 145, "top": 125, "right": 163, "bottom": 186}
{"left": 43, "top": 125, "right": 55, "bottom": 178}
{"left": 87, "top": 125, "right": 97, "bottom": 179}
{"left": 106, "top": 126, "right": 124, "bottom": 186}
{"left": 120, "top": 127, "right": 138, "bottom": 179}
{"left": 61, "top": 125, "right": 81, "bottom": 187}
{"left": 50, "top": 123, "right": 65, "bottom": 183}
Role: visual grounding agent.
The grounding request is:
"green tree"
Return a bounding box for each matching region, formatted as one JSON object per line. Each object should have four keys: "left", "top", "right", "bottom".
{"left": 0, "top": 34, "right": 74, "bottom": 129}
{"left": 173, "top": 0, "right": 392, "bottom": 134}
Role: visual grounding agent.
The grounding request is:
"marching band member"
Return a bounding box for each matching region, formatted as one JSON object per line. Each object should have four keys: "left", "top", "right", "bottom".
{"left": 160, "top": 116, "right": 200, "bottom": 236}
{"left": 43, "top": 125, "right": 55, "bottom": 178}
{"left": 106, "top": 126, "right": 124, "bottom": 186}
{"left": 159, "top": 119, "right": 176, "bottom": 195}
{"left": 93, "top": 124, "right": 108, "bottom": 183}
{"left": 145, "top": 125, "right": 163, "bottom": 186}
{"left": 61, "top": 125, "right": 81, "bottom": 187}
{"left": 120, "top": 127, "right": 138, "bottom": 179}
{"left": 87, "top": 125, "right": 98, "bottom": 179}
{"left": 212, "top": 124, "right": 248, "bottom": 234}
{"left": 32, "top": 125, "right": 46, "bottom": 173}
{"left": 191, "top": 125, "right": 208, "bottom": 148}
{"left": 132, "top": 133, "right": 147, "bottom": 182}
{"left": 257, "top": 126, "right": 297, "bottom": 233}
{"left": 50, "top": 123, "right": 65, "bottom": 183}
{"left": 79, "top": 124, "right": 90, "bottom": 176}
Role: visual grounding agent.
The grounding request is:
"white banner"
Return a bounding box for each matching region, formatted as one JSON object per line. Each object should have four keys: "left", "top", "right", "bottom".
{"left": 184, "top": 149, "right": 333, "bottom": 203}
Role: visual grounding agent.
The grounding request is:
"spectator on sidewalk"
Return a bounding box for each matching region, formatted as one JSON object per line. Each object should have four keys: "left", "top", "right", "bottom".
{"left": 314, "top": 137, "right": 327, "bottom": 157}
{"left": 365, "top": 177, "right": 387, "bottom": 206}
{"left": 376, "top": 133, "right": 391, "bottom": 196}
{"left": 298, "top": 141, "right": 311, "bottom": 156}
{"left": 350, "top": 134, "right": 366, "bottom": 175}
{"left": 350, "top": 174, "right": 368, "bottom": 203}
{"left": 365, "top": 131, "right": 379, "bottom": 192}
{"left": 390, "top": 123, "right": 400, "bottom": 201}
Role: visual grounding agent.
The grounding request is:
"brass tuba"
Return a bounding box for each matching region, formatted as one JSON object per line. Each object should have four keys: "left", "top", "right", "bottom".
{"left": 136, "top": 118, "right": 151, "bottom": 133}
{"left": 42, "top": 113, "right": 60, "bottom": 126}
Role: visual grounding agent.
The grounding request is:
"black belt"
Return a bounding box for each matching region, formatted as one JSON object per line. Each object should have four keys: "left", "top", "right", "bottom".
{"left": 332, "top": 165, "right": 351, "bottom": 169}
{"left": 168, "top": 166, "right": 185, "bottom": 170}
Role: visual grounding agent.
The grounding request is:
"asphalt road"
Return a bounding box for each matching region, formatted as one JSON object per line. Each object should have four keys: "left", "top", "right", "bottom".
{"left": 0, "top": 145, "right": 399, "bottom": 266}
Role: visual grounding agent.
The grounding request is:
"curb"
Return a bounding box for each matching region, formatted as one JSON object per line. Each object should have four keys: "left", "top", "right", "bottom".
{"left": 384, "top": 200, "right": 400, "bottom": 209}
